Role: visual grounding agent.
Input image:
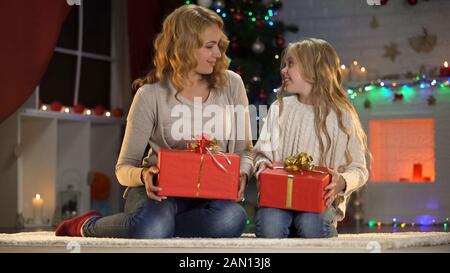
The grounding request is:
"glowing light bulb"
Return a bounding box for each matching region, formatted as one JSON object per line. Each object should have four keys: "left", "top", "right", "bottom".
{"left": 105, "top": 111, "right": 111, "bottom": 117}
{"left": 340, "top": 65, "right": 346, "bottom": 70}
{"left": 41, "top": 105, "right": 48, "bottom": 111}
{"left": 86, "top": 109, "right": 92, "bottom": 115}
{"left": 444, "top": 61, "right": 448, "bottom": 68}
{"left": 361, "top": 67, "right": 366, "bottom": 72}
{"left": 353, "top": 60, "right": 358, "bottom": 66}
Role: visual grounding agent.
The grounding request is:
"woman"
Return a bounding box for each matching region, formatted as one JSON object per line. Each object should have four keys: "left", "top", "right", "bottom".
{"left": 55, "top": 4, "right": 253, "bottom": 239}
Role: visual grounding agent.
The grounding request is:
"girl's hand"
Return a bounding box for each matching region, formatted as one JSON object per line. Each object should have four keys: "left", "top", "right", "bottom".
{"left": 324, "top": 168, "right": 346, "bottom": 208}
{"left": 141, "top": 166, "right": 166, "bottom": 202}
{"left": 237, "top": 174, "right": 248, "bottom": 201}
{"left": 256, "top": 162, "right": 273, "bottom": 192}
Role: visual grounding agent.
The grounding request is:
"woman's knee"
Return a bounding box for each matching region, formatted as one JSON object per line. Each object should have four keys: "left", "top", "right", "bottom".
{"left": 128, "top": 198, "right": 177, "bottom": 239}
{"left": 255, "top": 208, "right": 291, "bottom": 238}
{"left": 208, "top": 200, "right": 247, "bottom": 238}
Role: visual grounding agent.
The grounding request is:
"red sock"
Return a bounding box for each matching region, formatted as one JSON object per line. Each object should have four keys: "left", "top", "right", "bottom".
{"left": 55, "top": 211, "right": 102, "bottom": 237}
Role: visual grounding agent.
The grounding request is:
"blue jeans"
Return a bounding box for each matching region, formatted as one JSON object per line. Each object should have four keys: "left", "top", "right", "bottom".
{"left": 255, "top": 206, "right": 338, "bottom": 238}
{"left": 83, "top": 187, "right": 247, "bottom": 238}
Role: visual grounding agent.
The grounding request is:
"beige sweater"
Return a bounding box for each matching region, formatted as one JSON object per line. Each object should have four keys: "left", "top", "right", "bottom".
{"left": 115, "top": 70, "right": 254, "bottom": 188}
{"left": 254, "top": 96, "right": 369, "bottom": 221}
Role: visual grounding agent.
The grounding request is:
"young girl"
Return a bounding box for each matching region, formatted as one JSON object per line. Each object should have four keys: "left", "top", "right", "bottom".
{"left": 253, "top": 38, "right": 370, "bottom": 238}
{"left": 55, "top": 4, "right": 253, "bottom": 239}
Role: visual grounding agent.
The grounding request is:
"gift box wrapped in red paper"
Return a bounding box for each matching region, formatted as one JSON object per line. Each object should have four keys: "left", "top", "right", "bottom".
{"left": 259, "top": 153, "right": 331, "bottom": 213}
{"left": 156, "top": 135, "right": 240, "bottom": 200}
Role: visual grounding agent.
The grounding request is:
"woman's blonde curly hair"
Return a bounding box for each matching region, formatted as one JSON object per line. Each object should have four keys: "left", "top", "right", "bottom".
{"left": 132, "top": 4, "right": 230, "bottom": 93}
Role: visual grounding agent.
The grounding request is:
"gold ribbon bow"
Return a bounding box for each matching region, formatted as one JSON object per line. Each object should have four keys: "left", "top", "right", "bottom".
{"left": 273, "top": 152, "right": 327, "bottom": 208}
{"left": 283, "top": 152, "right": 315, "bottom": 174}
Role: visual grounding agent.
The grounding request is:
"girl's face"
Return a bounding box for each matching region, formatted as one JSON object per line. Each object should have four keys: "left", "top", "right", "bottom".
{"left": 281, "top": 53, "right": 312, "bottom": 98}
{"left": 194, "top": 25, "right": 222, "bottom": 75}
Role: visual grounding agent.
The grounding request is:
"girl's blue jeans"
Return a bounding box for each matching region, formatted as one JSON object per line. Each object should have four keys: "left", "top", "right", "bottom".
{"left": 255, "top": 206, "right": 338, "bottom": 238}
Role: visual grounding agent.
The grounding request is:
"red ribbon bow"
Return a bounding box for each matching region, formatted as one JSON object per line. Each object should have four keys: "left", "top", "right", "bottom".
{"left": 187, "top": 134, "right": 231, "bottom": 173}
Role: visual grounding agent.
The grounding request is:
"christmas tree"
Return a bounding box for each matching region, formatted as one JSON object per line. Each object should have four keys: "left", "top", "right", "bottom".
{"left": 185, "top": 0, "right": 298, "bottom": 105}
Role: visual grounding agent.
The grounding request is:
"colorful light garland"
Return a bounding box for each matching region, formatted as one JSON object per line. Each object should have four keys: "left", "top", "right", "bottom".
{"left": 366, "top": 217, "right": 449, "bottom": 231}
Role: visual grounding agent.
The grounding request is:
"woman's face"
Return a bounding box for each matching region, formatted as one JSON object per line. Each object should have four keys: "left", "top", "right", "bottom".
{"left": 194, "top": 25, "right": 223, "bottom": 75}
{"left": 281, "top": 52, "right": 312, "bottom": 98}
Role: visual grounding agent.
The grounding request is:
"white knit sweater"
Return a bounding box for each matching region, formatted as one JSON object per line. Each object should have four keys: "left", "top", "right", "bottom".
{"left": 253, "top": 95, "right": 369, "bottom": 221}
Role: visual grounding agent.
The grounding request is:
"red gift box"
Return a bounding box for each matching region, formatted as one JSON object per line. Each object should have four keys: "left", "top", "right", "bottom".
{"left": 259, "top": 162, "right": 331, "bottom": 213}
{"left": 156, "top": 149, "right": 240, "bottom": 200}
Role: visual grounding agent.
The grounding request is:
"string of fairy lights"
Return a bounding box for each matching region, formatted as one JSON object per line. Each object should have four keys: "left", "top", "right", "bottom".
{"left": 367, "top": 217, "right": 448, "bottom": 232}
{"left": 343, "top": 61, "right": 450, "bottom": 101}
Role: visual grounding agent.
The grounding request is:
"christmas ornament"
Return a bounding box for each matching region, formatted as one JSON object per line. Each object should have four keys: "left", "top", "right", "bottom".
{"left": 258, "top": 90, "right": 268, "bottom": 102}
{"left": 50, "top": 101, "right": 63, "bottom": 111}
{"left": 383, "top": 42, "right": 400, "bottom": 62}
{"left": 276, "top": 36, "right": 285, "bottom": 47}
{"left": 252, "top": 38, "right": 265, "bottom": 54}
{"left": 112, "top": 108, "right": 124, "bottom": 118}
{"left": 73, "top": 104, "right": 85, "bottom": 114}
{"left": 213, "top": 0, "right": 224, "bottom": 9}
{"left": 233, "top": 13, "right": 243, "bottom": 21}
{"left": 197, "top": 0, "right": 212, "bottom": 7}
{"left": 94, "top": 105, "right": 106, "bottom": 116}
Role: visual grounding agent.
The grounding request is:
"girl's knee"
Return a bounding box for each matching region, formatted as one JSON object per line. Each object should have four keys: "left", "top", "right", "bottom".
{"left": 295, "top": 210, "right": 337, "bottom": 238}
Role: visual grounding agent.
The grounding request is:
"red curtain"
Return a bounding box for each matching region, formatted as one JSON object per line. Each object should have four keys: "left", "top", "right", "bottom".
{"left": 127, "top": 0, "right": 177, "bottom": 92}
{"left": 0, "top": 0, "right": 70, "bottom": 123}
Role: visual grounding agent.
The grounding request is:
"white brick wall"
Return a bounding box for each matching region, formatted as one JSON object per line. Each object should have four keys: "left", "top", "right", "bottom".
{"left": 279, "top": 0, "right": 450, "bottom": 223}
{"left": 279, "top": 0, "right": 450, "bottom": 78}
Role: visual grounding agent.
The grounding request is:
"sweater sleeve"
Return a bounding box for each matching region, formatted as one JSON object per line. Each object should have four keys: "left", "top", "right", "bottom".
{"left": 231, "top": 72, "right": 254, "bottom": 180}
{"left": 253, "top": 101, "right": 280, "bottom": 179}
{"left": 115, "top": 86, "right": 156, "bottom": 187}
{"left": 336, "top": 112, "right": 369, "bottom": 196}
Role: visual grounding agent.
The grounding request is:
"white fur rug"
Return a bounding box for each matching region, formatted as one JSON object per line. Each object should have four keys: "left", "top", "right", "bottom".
{"left": 1, "top": 232, "right": 450, "bottom": 252}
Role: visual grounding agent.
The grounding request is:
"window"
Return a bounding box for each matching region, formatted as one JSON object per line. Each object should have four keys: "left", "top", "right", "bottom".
{"left": 369, "top": 118, "right": 435, "bottom": 183}
{"left": 39, "top": 0, "right": 112, "bottom": 109}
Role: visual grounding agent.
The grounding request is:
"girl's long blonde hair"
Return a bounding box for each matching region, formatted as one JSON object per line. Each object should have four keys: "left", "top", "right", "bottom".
{"left": 132, "top": 4, "right": 230, "bottom": 93}
{"left": 277, "top": 38, "right": 372, "bottom": 173}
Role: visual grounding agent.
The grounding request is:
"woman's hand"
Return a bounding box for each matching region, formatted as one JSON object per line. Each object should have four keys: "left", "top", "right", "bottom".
{"left": 141, "top": 166, "right": 166, "bottom": 202}
{"left": 324, "top": 168, "right": 346, "bottom": 208}
{"left": 237, "top": 174, "right": 248, "bottom": 201}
